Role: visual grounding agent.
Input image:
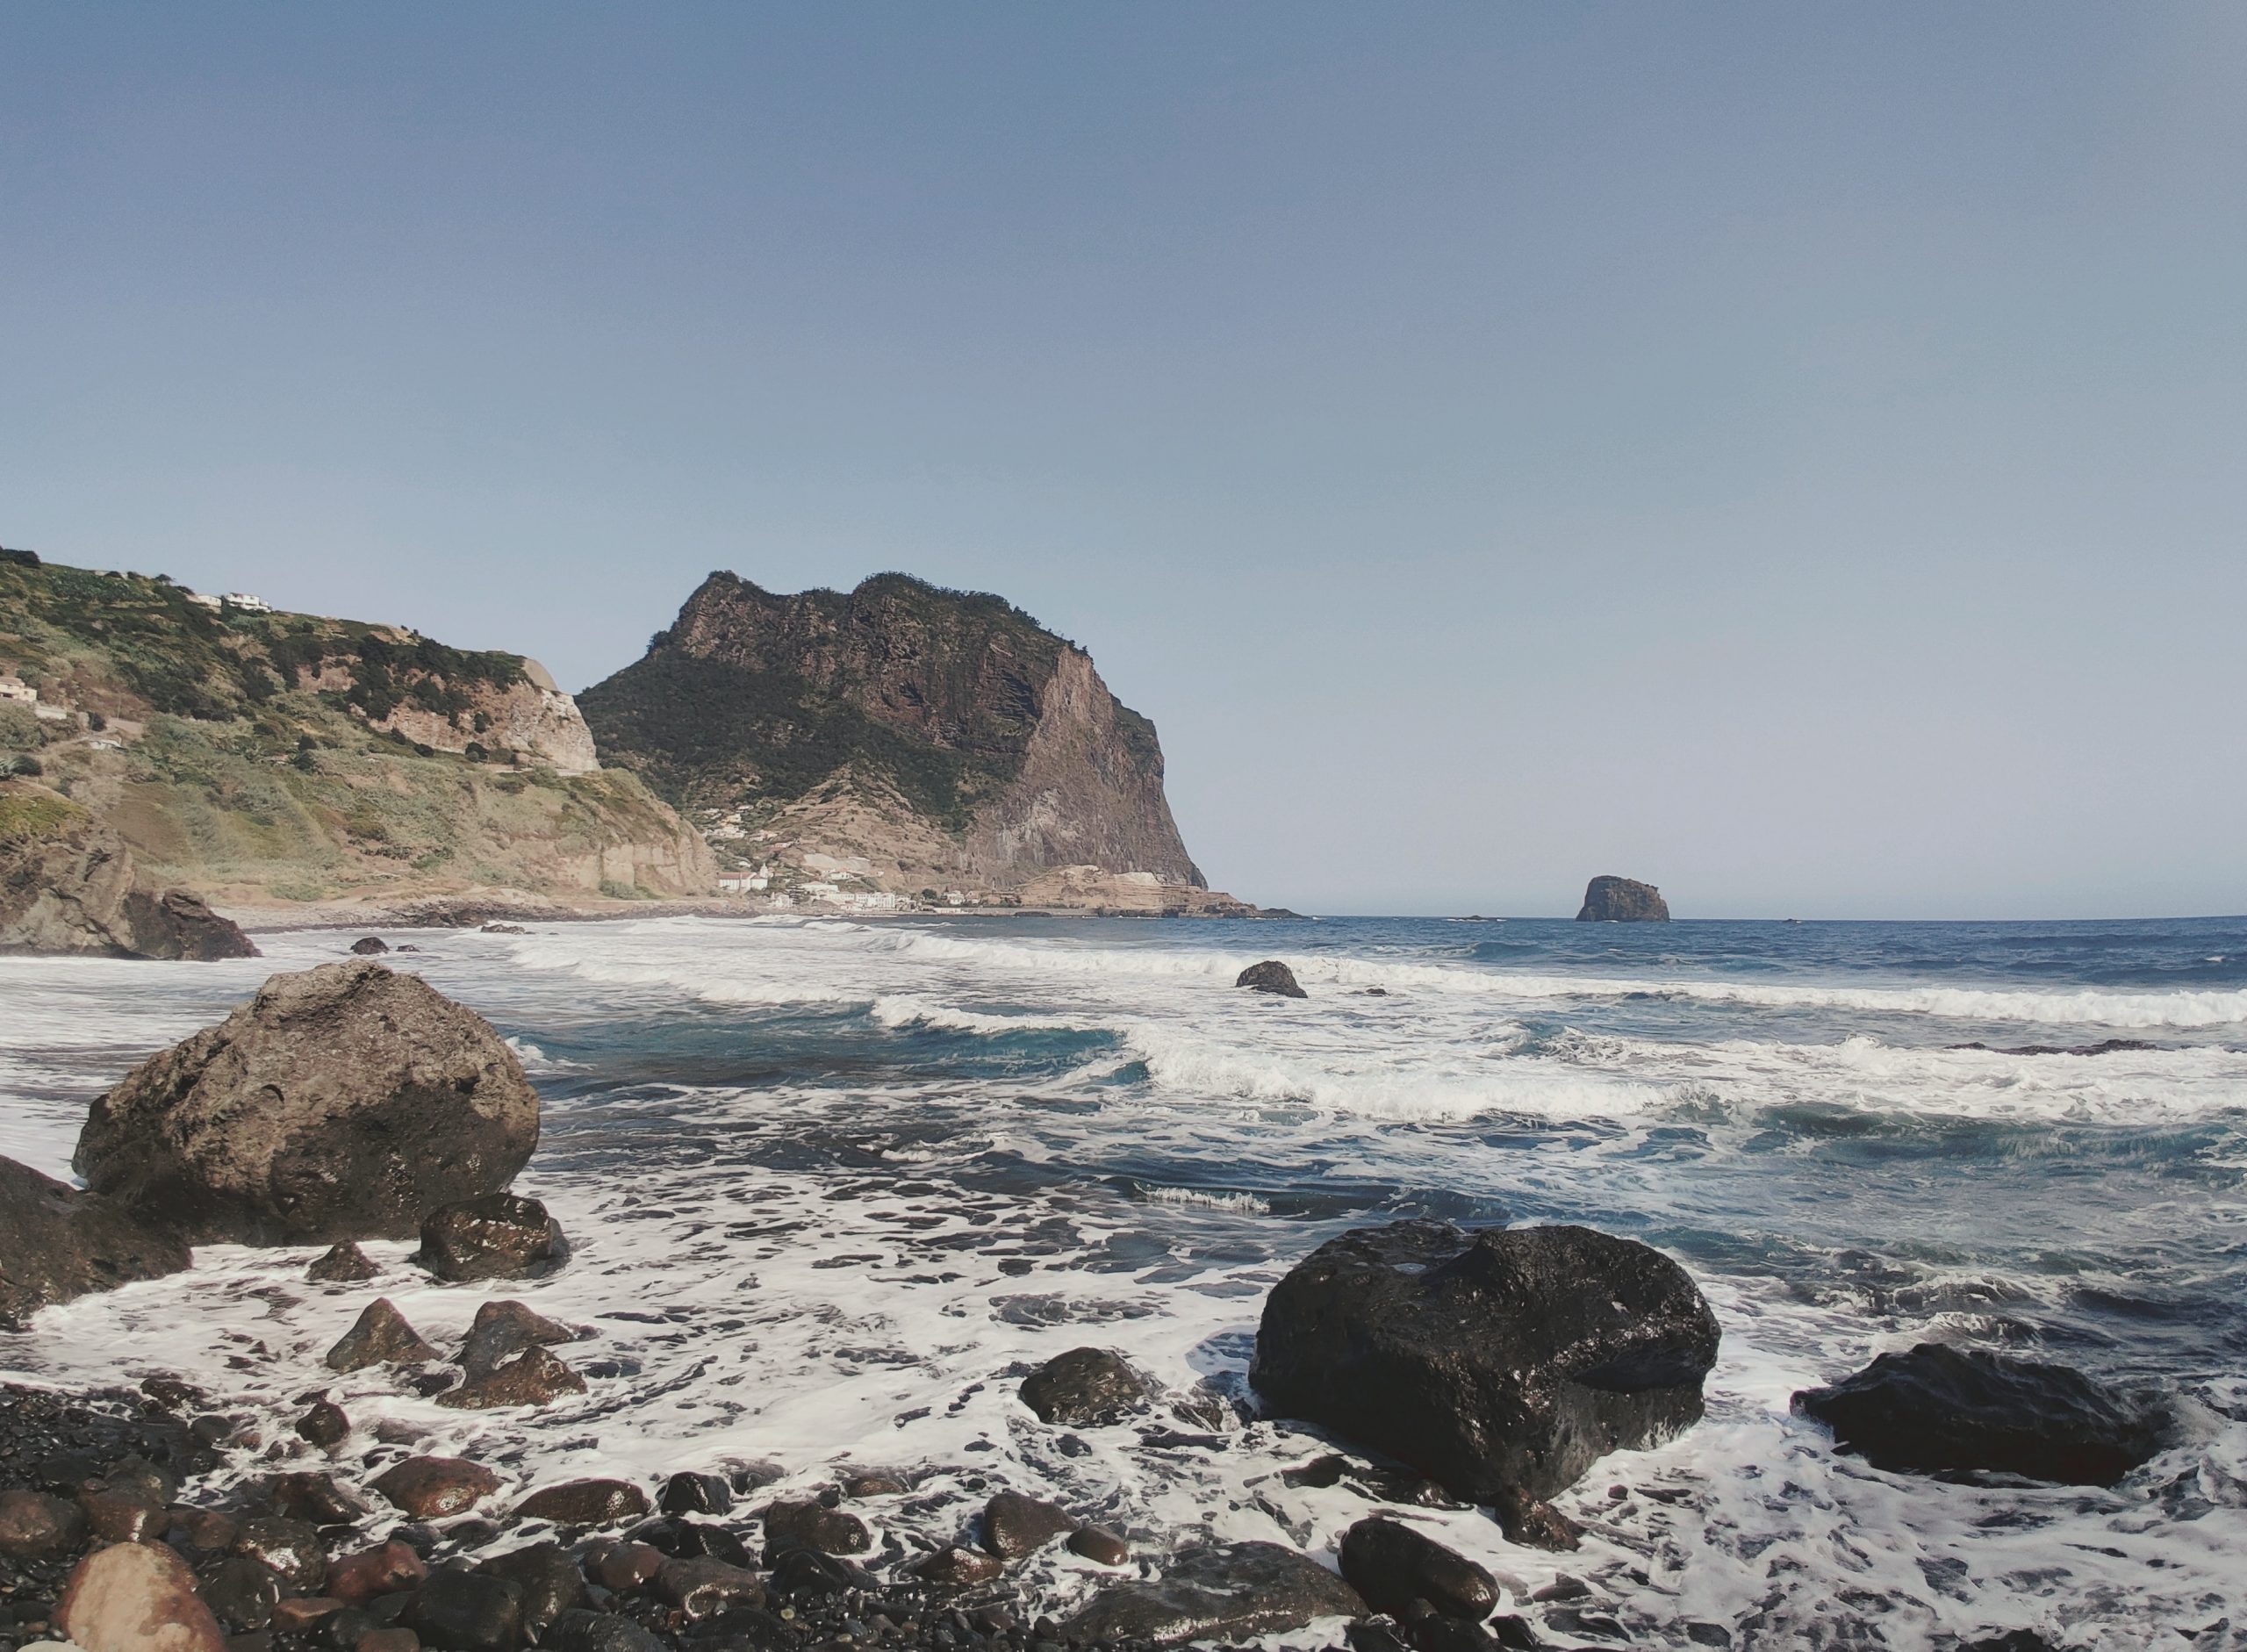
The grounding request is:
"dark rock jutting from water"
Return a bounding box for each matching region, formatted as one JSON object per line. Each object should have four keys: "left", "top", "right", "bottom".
{"left": 1575, "top": 875, "right": 1669, "bottom": 922}
{"left": 1064, "top": 1541, "right": 1365, "bottom": 1645}
{"left": 1251, "top": 1221, "right": 1719, "bottom": 1534}
{"left": 72, "top": 959, "right": 541, "bottom": 1244}
{"left": 1018, "top": 1346, "right": 1155, "bottom": 1426}
{"left": 419, "top": 1190, "right": 569, "bottom": 1280}
{"left": 0, "top": 1153, "right": 192, "bottom": 1328}
{"left": 1792, "top": 1341, "right": 2172, "bottom": 1486}
{"left": 1237, "top": 959, "right": 1308, "bottom": 997}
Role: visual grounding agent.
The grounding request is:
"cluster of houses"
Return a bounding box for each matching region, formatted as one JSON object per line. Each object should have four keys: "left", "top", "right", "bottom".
{"left": 184, "top": 590, "right": 273, "bottom": 614}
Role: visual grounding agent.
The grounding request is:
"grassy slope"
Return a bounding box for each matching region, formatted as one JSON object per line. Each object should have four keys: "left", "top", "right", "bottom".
{"left": 0, "top": 558, "right": 698, "bottom": 904}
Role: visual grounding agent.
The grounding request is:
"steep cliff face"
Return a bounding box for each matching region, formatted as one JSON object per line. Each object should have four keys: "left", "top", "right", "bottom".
{"left": 0, "top": 557, "right": 714, "bottom": 909}
{"left": 581, "top": 572, "right": 1206, "bottom": 893}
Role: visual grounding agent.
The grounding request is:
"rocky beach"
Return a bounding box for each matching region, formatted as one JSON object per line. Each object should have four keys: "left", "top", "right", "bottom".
{"left": 4, "top": 914, "right": 2243, "bottom": 1651}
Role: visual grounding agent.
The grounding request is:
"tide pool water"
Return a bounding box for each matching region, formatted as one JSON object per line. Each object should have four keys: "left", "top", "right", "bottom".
{"left": 4, "top": 913, "right": 2244, "bottom": 1648}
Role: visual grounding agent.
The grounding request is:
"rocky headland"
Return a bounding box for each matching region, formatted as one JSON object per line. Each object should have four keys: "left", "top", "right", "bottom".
{"left": 578, "top": 573, "right": 1256, "bottom": 916}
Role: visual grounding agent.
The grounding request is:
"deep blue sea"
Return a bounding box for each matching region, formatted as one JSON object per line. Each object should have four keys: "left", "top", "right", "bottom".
{"left": 4, "top": 913, "right": 2243, "bottom": 1648}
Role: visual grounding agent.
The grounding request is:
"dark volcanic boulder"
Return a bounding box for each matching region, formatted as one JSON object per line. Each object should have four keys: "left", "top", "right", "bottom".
{"left": 980, "top": 1489, "right": 1073, "bottom": 1558}
{"left": 1237, "top": 959, "right": 1308, "bottom": 997}
{"left": 1064, "top": 1541, "right": 1362, "bottom": 1645}
{"left": 514, "top": 1478, "right": 651, "bottom": 1526}
{"left": 1792, "top": 1342, "right": 2171, "bottom": 1486}
{"left": 437, "top": 1345, "right": 587, "bottom": 1410}
{"left": 1018, "top": 1346, "right": 1154, "bottom": 1426}
{"left": 0, "top": 1153, "right": 192, "bottom": 1327}
{"left": 1251, "top": 1221, "right": 1719, "bottom": 1504}
{"left": 72, "top": 960, "right": 539, "bottom": 1243}
{"left": 1338, "top": 1518, "right": 1498, "bottom": 1622}
{"left": 419, "top": 1192, "right": 568, "bottom": 1281}
{"left": 460, "top": 1297, "right": 577, "bottom": 1376}
{"left": 349, "top": 935, "right": 390, "bottom": 954}
{"left": 1575, "top": 876, "right": 1669, "bottom": 922}
{"left": 325, "top": 1297, "right": 441, "bottom": 1370}
{"left": 306, "top": 1240, "right": 378, "bottom": 1282}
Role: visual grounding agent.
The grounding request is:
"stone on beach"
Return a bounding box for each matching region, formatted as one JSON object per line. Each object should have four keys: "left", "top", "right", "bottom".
{"left": 325, "top": 1297, "right": 441, "bottom": 1371}
{"left": 55, "top": 1539, "right": 228, "bottom": 1652}
{"left": 1064, "top": 1541, "right": 1363, "bottom": 1644}
{"left": 980, "top": 1489, "right": 1074, "bottom": 1558}
{"left": 436, "top": 1344, "right": 587, "bottom": 1410}
{"left": 513, "top": 1478, "right": 651, "bottom": 1526}
{"left": 1792, "top": 1342, "right": 2172, "bottom": 1486}
{"left": 1338, "top": 1517, "right": 1500, "bottom": 1621}
{"left": 371, "top": 1454, "right": 502, "bottom": 1519}
{"left": 0, "top": 1488, "right": 87, "bottom": 1558}
{"left": 327, "top": 1539, "right": 428, "bottom": 1604}
{"left": 0, "top": 1153, "right": 192, "bottom": 1327}
{"left": 305, "top": 1240, "right": 379, "bottom": 1283}
{"left": 761, "top": 1498, "right": 872, "bottom": 1557}
{"left": 73, "top": 959, "right": 540, "bottom": 1243}
{"left": 418, "top": 1191, "right": 568, "bottom": 1281}
{"left": 458, "top": 1297, "right": 577, "bottom": 1376}
{"left": 1017, "top": 1347, "right": 1154, "bottom": 1426}
{"left": 1251, "top": 1220, "right": 1719, "bottom": 1505}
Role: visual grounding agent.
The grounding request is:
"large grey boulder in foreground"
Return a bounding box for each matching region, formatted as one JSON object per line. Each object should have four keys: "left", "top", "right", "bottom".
{"left": 0, "top": 1153, "right": 191, "bottom": 1327}
{"left": 1251, "top": 1221, "right": 1719, "bottom": 1505}
{"left": 74, "top": 960, "right": 540, "bottom": 1243}
{"left": 1576, "top": 875, "right": 1669, "bottom": 922}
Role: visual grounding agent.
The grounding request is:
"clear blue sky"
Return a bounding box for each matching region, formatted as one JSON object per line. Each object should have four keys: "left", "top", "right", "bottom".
{"left": 4, "top": 4, "right": 2242, "bottom": 917}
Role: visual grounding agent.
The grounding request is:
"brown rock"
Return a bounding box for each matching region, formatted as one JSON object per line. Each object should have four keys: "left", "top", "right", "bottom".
{"left": 841, "top": 1472, "right": 908, "bottom": 1498}
{"left": 265, "top": 1471, "right": 369, "bottom": 1526}
{"left": 121, "top": 888, "right": 260, "bottom": 961}
{"left": 0, "top": 1487, "right": 87, "bottom": 1558}
{"left": 591, "top": 1540, "right": 666, "bottom": 1591}
{"left": 293, "top": 1399, "right": 350, "bottom": 1450}
{"left": 269, "top": 1596, "right": 346, "bottom": 1630}
{"left": 72, "top": 959, "right": 540, "bottom": 1243}
{"left": 306, "top": 1242, "right": 379, "bottom": 1283}
{"left": 1018, "top": 1347, "right": 1153, "bottom": 1426}
{"left": 0, "top": 786, "right": 255, "bottom": 962}
{"left": 1493, "top": 1487, "right": 1583, "bottom": 1552}
{"left": 417, "top": 1192, "right": 567, "bottom": 1282}
{"left": 655, "top": 1555, "right": 765, "bottom": 1619}
{"left": 348, "top": 936, "right": 390, "bottom": 955}
{"left": 56, "top": 1538, "right": 229, "bottom": 1652}
{"left": 77, "top": 1483, "right": 166, "bottom": 1542}
{"left": 457, "top": 1298, "right": 575, "bottom": 1377}
{"left": 436, "top": 1345, "right": 586, "bottom": 1410}
{"left": 513, "top": 1477, "right": 650, "bottom": 1526}
{"left": 1067, "top": 1525, "right": 1131, "bottom": 1567}
{"left": 761, "top": 1498, "right": 872, "bottom": 1556}
{"left": 356, "top": 1627, "right": 420, "bottom": 1652}
{"left": 325, "top": 1297, "right": 440, "bottom": 1371}
{"left": 0, "top": 1152, "right": 192, "bottom": 1328}
{"left": 914, "top": 1545, "right": 1003, "bottom": 1587}
{"left": 326, "top": 1539, "right": 428, "bottom": 1604}
{"left": 167, "top": 1506, "right": 239, "bottom": 1555}
{"left": 981, "top": 1490, "right": 1073, "bottom": 1559}
{"left": 370, "top": 1455, "right": 500, "bottom": 1519}
{"left": 230, "top": 1515, "right": 327, "bottom": 1592}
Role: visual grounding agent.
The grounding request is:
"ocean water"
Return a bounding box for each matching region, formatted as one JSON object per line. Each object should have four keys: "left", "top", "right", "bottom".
{"left": 4, "top": 912, "right": 2246, "bottom": 1649}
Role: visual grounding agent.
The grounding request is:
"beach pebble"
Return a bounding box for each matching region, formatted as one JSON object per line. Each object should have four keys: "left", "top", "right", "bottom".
{"left": 0, "top": 1490, "right": 87, "bottom": 1559}
{"left": 405, "top": 1567, "right": 523, "bottom": 1650}
{"left": 1338, "top": 1517, "right": 1498, "bottom": 1622}
{"left": 1066, "top": 1526, "right": 1131, "bottom": 1567}
{"left": 761, "top": 1498, "right": 872, "bottom": 1557}
{"left": 657, "top": 1471, "right": 732, "bottom": 1517}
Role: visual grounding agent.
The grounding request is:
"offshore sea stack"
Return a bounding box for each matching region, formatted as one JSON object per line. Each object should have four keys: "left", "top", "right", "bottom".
{"left": 73, "top": 959, "right": 539, "bottom": 1243}
{"left": 1576, "top": 874, "right": 1670, "bottom": 922}
{"left": 0, "top": 785, "right": 257, "bottom": 960}
{"left": 1252, "top": 1221, "right": 1719, "bottom": 1536}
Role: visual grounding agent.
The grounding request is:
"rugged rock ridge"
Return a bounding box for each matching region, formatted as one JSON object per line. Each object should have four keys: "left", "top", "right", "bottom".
{"left": 580, "top": 572, "right": 1207, "bottom": 895}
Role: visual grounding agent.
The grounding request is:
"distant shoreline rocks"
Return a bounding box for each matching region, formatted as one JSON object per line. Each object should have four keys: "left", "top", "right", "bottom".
{"left": 1575, "top": 875, "right": 1669, "bottom": 922}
